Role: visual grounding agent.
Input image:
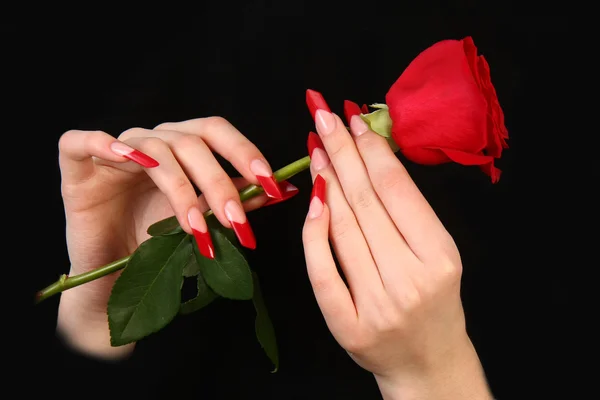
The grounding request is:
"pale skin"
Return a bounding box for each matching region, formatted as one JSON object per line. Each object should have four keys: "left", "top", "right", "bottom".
{"left": 56, "top": 114, "right": 493, "bottom": 399}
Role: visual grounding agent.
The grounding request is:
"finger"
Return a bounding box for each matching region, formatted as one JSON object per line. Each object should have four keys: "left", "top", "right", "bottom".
{"left": 310, "top": 94, "right": 420, "bottom": 277}
{"left": 120, "top": 128, "right": 257, "bottom": 250}
{"left": 302, "top": 175, "right": 357, "bottom": 336}
{"left": 58, "top": 130, "right": 158, "bottom": 185}
{"left": 308, "top": 132, "right": 384, "bottom": 304}
{"left": 348, "top": 115, "right": 454, "bottom": 261}
{"left": 196, "top": 177, "right": 271, "bottom": 213}
{"left": 152, "top": 117, "right": 283, "bottom": 199}
{"left": 122, "top": 136, "right": 215, "bottom": 259}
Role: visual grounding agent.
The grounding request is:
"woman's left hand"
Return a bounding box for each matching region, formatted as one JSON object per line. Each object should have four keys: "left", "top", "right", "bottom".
{"left": 301, "top": 93, "right": 494, "bottom": 400}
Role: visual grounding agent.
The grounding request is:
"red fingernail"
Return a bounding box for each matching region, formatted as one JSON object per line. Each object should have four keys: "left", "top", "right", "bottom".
{"left": 192, "top": 230, "right": 215, "bottom": 259}
{"left": 361, "top": 104, "right": 369, "bottom": 114}
{"left": 307, "top": 131, "right": 324, "bottom": 158}
{"left": 310, "top": 174, "right": 326, "bottom": 204}
{"left": 263, "top": 181, "right": 299, "bottom": 207}
{"left": 343, "top": 100, "right": 362, "bottom": 125}
{"left": 306, "top": 89, "right": 331, "bottom": 121}
{"left": 224, "top": 200, "right": 256, "bottom": 249}
{"left": 250, "top": 159, "right": 283, "bottom": 199}
{"left": 110, "top": 141, "right": 159, "bottom": 168}
{"left": 188, "top": 207, "right": 215, "bottom": 259}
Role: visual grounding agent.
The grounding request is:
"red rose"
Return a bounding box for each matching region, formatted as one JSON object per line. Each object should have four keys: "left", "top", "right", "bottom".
{"left": 385, "top": 36, "right": 508, "bottom": 183}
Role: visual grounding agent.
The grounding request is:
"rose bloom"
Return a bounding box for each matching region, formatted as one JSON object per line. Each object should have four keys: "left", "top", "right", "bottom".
{"left": 385, "top": 36, "right": 509, "bottom": 183}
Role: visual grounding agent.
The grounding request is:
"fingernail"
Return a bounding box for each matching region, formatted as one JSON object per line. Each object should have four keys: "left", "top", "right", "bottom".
{"left": 110, "top": 141, "right": 159, "bottom": 168}
{"left": 311, "top": 148, "right": 330, "bottom": 172}
{"left": 188, "top": 207, "right": 215, "bottom": 259}
{"left": 350, "top": 115, "right": 369, "bottom": 136}
{"left": 361, "top": 104, "right": 369, "bottom": 113}
{"left": 343, "top": 100, "right": 362, "bottom": 125}
{"left": 308, "top": 175, "right": 326, "bottom": 219}
{"left": 306, "top": 89, "right": 331, "bottom": 120}
{"left": 263, "top": 181, "right": 300, "bottom": 207}
{"left": 307, "top": 131, "right": 324, "bottom": 158}
{"left": 315, "top": 109, "right": 336, "bottom": 136}
{"left": 224, "top": 199, "right": 256, "bottom": 249}
{"left": 250, "top": 159, "right": 283, "bottom": 199}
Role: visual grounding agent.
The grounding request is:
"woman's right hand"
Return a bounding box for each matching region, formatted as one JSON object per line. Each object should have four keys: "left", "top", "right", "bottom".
{"left": 56, "top": 116, "right": 292, "bottom": 360}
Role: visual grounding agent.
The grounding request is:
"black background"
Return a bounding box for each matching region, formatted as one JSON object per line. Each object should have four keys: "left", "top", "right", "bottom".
{"left": 8, "top": 7, "right": 591, "bottom": 400}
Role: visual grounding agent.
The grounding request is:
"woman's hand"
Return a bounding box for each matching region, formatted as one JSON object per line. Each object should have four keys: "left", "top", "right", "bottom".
{"left": 57, "top": 117, "right": 288, "bottom": 360}
{"left": 301, "top": 94, "right": 494, "bottom": 399}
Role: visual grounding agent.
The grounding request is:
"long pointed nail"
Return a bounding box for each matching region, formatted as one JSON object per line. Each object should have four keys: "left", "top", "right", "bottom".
{"left": 110, "top": 141, "right": 159, "bottom": 168}
{"left": 311, "top": 174, "right": 326, "bottom": 204}
{"left": 250, "top": 159, "right": 283, "bottom": 199}
{"left": 188, "top": 207, "right": 215, "bottom": 259}
{"left": 361, "top": 104, "right": 369, "bottom": 113}
{"left": 343, "top": 100, "right": 362, "bottom": 125}
{"left": 306, "top": 89, "right": 331, "bottom": 120}
{"left": 307, "top": 131, "right": 324, "bottom": 158}
{"left": 308, "top": 175, "right": 326, "bottom": 219}
{"left": 224, "top": 200, "right": 256, "bottom": 249}
{"left": 263, "top": 181, "right": 299, "bottom": 207}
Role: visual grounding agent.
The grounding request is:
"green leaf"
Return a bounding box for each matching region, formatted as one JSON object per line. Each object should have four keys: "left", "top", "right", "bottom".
{"left": 107, "top": 233, "right": 192, "bottom": 346}
{"left": 146, "top": 215, "right": 183, "bottom": 236}
{"left": 194, "top": 215, "right": 254, "bottom": 300}
{"left": 252, "top": 271, "right": 279, "bottom": 372}
{"left": 180, "top": 272, "right": 219, "bottom": 315}
{"left": 182, "top": 249, "right": 201, "bottom": 277}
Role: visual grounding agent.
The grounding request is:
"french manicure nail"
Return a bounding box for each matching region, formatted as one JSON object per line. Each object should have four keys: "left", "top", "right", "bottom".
{"left": 188, "top": 207, "right": 215, "bottom": 259}
{"left": 343, "top": 100, "right": 362, "bottom": 125}
{"left": 263, "top": 181, "right": 300, "bottom": 207}
{"left": 224, "top": 199, "right": 256, "bottom": 249}
{"left": 110, "top": 141, "right": 159, "bottom": 168}
{"left": 350, "top": 115, "right": 369, "bottom": 136}
{"left": 311, "top": 174, "right": 326, "bottom": 204}
{"left": 310, "top": 148, "right": 330, "bottom": 172}
{"left": 307, "top": 131, "right": 324, "bottom": 158}
{"left": 308, "top": 175, "right": 326, "bottom": 219}
{"left": 315, "top": 109, "right": 336, "bottom": 136}
{"left": 306, "top": 89, "right": 331, "bottom": 120}
{"left": 250, "top": 159, "right": 283, "bottom": 199}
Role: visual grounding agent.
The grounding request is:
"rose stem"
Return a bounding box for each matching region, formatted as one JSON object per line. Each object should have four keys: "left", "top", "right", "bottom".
{"left": 35, "top": 155, "right": 311, "bottom": 304}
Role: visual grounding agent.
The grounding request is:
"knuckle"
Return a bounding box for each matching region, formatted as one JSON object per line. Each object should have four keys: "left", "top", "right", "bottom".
{"left": 326, "top": 140, "right": 346, "bottom": 160}
{"left": 169, "top": 176, "right": 194, "bottom": 198}
{"left": 375, "top": 167, "right": 408, "bottom": 195}
{"left": 153, "top": 121, "right": 175, "bottom": 131}
{"left": 139, "top": 137, "right": 168, "bottom": 155}
{"left": 398, "top": 285, "right": 423, "bottom": 313}
{"left": 58, "top": 129, "right": 78, "bottom": 151}
{"left": 308, "top": 273, "right": 331, "bottom": 294}
{"left": 348, "top": 186, "right": 377, "bottom": 210}
{"left": 343, "top": 331, "right": 374, "bottom": 354}
{"left": 208, "top": 172, "right": 233, "bottom": 191}
{"left": 330, "top": 219, "right": 353, "bottom": 242}
{"left": 204, "top": 116, "right": 230, "bottom": 130}
{"left": 370, "top": 294, "right": 404, "bottom": 332}
{"left": 118, "top": 127, "right": 147, "bottom": 141}
{"left": 174, "top": 133, "right": 205, "bottom": 149}
{"left": 434, "top": 252, "right": 463, "bottom": 284}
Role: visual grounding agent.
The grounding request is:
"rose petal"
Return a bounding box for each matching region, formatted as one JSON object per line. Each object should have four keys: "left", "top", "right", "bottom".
{"left": 436, "top": 147, "right": 501, "bottom": 183}
{"left": 386, "top": 39, "right": 488, "bottom": 154}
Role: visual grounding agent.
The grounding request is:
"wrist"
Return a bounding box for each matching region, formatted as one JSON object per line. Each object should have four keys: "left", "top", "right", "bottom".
{"left": 374, "top": 336, "right": 494, "bottom": 400}
{"left": 57, "top": 283, "right": 134, "bottom": 361}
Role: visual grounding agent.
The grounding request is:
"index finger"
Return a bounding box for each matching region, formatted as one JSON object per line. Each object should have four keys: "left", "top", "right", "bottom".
{"left": 153, "top": 117, "right": 283, "bottom": 200}
{"left": 348, "top": 115, "right": 454, "bottom": 260}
